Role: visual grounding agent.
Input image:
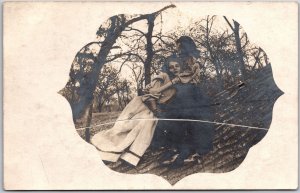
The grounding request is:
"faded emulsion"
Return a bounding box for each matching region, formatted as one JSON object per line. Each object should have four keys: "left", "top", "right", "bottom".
{"left": 59, "top": 5, "right": 283, "bottom": 185}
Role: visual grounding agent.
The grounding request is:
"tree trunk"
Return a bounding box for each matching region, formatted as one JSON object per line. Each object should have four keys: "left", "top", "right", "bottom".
{"left": 233, "top": 21, "right": 246, "bottom": 80}
{"left": 144, "top": 16, "right": 155, "bottom": 86}
{"left": 85, "top": 103, "right": 93, "bottom": 142}
{"left": 223, "top": 17, "right": 246, "bottom": 81}
{"left": 116, "top": 90, "right": 123, "bottom": 110}
{"left": 98, "top": 101, "right": 105, "bottom": 112}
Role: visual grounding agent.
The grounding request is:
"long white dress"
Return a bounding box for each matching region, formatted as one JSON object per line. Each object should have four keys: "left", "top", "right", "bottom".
{"left": 91, "top": 73, "right": 171, "bottom": 166}
{"left": 91, "top": 96, "right": 158, "bottom": 166}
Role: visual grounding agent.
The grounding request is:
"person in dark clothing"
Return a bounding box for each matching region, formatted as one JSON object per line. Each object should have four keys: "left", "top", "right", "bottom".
{"left": 151, "top": 36, "right": 215, "bottom": 168}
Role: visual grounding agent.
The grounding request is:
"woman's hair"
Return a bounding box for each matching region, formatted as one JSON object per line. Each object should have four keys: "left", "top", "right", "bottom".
{"left": 176, "top": 36, "right": 200, "bottom": 59}
{"left": 161, "top": 55, "right": 182, "bottom": 78}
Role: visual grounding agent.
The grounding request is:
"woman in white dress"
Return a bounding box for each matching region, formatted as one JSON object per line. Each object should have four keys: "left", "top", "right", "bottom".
{"left": 91, "top": 56, "right": 182, "bottom": 166}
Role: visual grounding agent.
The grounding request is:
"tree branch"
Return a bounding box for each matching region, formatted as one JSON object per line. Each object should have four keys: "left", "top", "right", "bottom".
{"left": 125, "top": 27, "right": 146, "bottom": 36}
{"left": 223, "top": 16, "right": 234, "bottom": 31}
{"left": 123, "top": 4, "right": 176, "bottom": 28}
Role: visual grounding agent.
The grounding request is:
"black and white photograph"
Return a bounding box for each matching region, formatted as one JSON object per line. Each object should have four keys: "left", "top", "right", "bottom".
{"left": 60, "top": 4, "right": 283, "bottom": 185}
{"left": 3, "top": 2, "right": 297, "bottom": 189}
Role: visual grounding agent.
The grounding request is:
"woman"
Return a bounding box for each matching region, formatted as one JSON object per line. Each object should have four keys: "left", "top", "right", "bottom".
{"left": 90, "top": 56, "right": 182, "bottom": 166}
{"left": 152, "top": 36, "right": 215, "bottom": 168}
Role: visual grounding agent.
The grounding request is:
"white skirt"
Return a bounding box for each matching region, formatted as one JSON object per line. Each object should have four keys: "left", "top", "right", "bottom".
{"left": 91, "top": 96, "right": 158, "bottom": 166}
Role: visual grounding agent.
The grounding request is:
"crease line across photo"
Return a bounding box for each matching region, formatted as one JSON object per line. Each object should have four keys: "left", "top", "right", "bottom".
{"left": 75, "top": 118, "right": 269, "bottom": 131}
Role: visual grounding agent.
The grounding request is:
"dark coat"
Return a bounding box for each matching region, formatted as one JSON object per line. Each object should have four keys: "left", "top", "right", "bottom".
{"left": 152, "top": 83, "right": 215, "bottom": 155}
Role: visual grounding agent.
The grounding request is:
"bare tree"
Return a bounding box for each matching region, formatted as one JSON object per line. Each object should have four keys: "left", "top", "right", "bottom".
{"left": 114, "top": 79, "right": 132, "bottom": 110}
{"left": 224, "top": 16, "right": 246, "bottom": 80}
{"left": 117, "top": 15, "right": 176, "bottom": 89}
{"left": 60, "top": 5, "right": 176, "bottom": 122}
{"left": 94, "top": 65, "right": 120, "bottom": 112}
{"left": 203, "top": 16, "right": 224, "bottom": 91}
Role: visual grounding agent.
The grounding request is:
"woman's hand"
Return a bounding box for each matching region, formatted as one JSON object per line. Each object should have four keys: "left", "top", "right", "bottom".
{"left": 172, "top": 76, "right": 181, "bottom": 84}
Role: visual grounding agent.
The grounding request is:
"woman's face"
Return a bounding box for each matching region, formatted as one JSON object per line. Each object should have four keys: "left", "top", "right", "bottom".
{"left": 169, "top": 61, "right": 181, "bottom": 76}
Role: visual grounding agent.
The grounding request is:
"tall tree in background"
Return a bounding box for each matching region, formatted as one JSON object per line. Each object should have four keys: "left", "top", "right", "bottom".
{"left": 94, "top": 65, "right": 119, "bottom": 112}
{"left": 223, "top": 16, "right": 246, "bottom": 80}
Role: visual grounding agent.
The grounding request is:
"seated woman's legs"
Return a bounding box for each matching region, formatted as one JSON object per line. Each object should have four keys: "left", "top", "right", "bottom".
{"left": 170, "top": 115, "right": 215, "bottom": 167}
{"left": 151, "top": 110, "right": 175, "bottom": 149}
{"left": 151, "top": 104, "right": 180, "bottom": 147}
{"left": 191, "top": 122, "right": 215, "bottom": 155}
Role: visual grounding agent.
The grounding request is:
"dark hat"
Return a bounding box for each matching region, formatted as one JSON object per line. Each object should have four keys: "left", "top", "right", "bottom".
{"left": 176, "top": 36, "right": 200, "bottom": 58}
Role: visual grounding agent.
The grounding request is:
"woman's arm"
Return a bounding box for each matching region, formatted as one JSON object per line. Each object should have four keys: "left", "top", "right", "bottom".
{"left": 149, "top": 77, "right": 180, "bottom": 94}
